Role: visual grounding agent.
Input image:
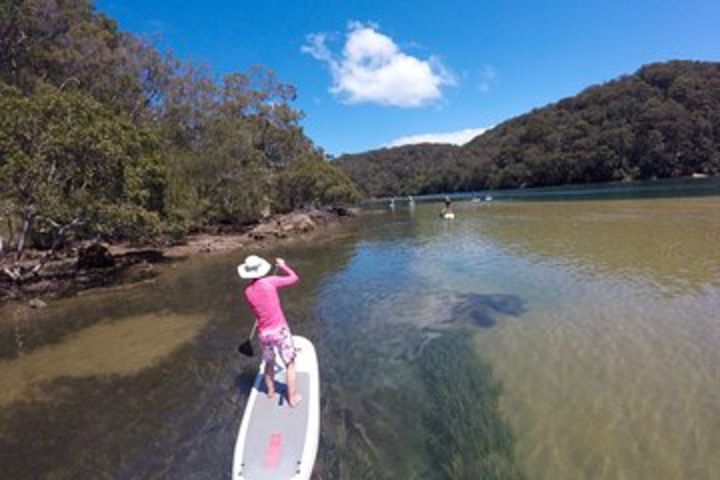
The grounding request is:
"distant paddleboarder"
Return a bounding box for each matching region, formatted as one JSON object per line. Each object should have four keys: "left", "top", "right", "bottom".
{"left": 238, "top": 255, "right": 302, "bottom": 407}
{"left": 440, "top": 195, "right": 455, "bottom": 219}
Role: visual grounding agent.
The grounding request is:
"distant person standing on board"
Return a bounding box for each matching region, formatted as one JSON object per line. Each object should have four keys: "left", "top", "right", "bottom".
{"left": 238, "top": 255, "right": 302, "bottom": 407}
{"left": 441, "top": 195, "right": 454, "bottom": 218}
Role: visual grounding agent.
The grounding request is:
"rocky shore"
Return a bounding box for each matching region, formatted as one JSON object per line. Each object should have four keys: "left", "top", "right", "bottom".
{"left": 0, "top": 206, "right": 358, "bottom": 308}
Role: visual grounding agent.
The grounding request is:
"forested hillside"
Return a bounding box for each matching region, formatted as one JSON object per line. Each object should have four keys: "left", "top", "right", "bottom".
{"left": 338, "top": 61, "right": 720, "bottom": 197}
{"left": 0, "top": 0, "right": 358, "bottom": 264}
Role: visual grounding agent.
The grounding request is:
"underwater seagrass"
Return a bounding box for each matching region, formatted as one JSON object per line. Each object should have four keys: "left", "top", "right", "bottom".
{"left": 419, "top": 332, "right": 524, "bottom": 480}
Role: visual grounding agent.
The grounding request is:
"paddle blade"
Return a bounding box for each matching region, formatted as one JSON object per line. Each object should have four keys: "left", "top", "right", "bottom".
{"left": 238, "top": 340, "right": 254, "bottom": 356}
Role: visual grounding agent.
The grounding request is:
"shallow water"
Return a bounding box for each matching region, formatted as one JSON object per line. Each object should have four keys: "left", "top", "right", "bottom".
{"left": 1, "top": 192, "right": 719, "bottom": 479}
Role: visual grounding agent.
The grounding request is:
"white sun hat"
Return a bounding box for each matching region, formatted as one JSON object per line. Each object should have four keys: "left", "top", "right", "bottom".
{"left": 237, "top": 255, "right": 272, "bottom": 279}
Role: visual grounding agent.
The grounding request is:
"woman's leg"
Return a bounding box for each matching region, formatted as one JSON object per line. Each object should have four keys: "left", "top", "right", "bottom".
{"left": 279, "top": 328, "right": 302, "bottom": 407}
{"left": 286, "top": 360, "right": 302, "bottom": 407}
{"left": 264, "top": 360, "right": 276, "bottom": 398}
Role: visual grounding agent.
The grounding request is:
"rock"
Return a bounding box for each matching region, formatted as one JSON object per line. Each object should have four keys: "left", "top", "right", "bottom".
{"left": 77, "top": 243, "right": 116, "bottom": 269}
{"left": 249, "top": 232, "right": 267, "bottom": 241}
{"left": 252, "top": 223, "right": 277, "bottom": 234}
{"left": 249, "top": 223, "right": 277, "bottom": 240}
{"left": 330, "top": 206, "right": 358, "bottom": 217}
{"left": 29, "top": 298, "right": 47, "bottom": 308}
{"left": 286, "top": 213, "right": 316, "bottom": 232}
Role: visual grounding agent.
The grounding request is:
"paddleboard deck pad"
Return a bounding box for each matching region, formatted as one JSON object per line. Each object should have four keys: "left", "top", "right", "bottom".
{"left": 232, "top": 335, "right": 320, "bottom": 480}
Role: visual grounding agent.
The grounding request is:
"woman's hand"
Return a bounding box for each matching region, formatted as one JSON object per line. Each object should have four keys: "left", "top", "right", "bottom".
{"left": 275, "top": 257, "right": 286, "bottom": 267}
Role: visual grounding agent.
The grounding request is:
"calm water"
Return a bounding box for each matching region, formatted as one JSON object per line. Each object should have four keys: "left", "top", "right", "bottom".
{"left": 1, "top": 185, "right": 719, "bottom": 479}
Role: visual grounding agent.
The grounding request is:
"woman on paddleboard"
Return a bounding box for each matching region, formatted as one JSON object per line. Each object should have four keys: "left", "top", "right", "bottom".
{"left": 238, "top": 255, "right": 302, "bottom": 407}
{"left": 440, "top": 195, "right": 455, "bottom": 218}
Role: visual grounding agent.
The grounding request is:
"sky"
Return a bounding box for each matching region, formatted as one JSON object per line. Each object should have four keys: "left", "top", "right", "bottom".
{"left": 96, "top": 0, "right": 720, "bottom": 155}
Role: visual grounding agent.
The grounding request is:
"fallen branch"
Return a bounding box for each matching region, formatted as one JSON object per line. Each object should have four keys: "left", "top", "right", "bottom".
{"left": 2, "top": 261, "right": 44, "bottom": 283}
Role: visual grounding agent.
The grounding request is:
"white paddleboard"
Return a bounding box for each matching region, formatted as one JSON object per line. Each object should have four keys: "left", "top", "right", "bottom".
{"left": 232, "top": 336, "right": 320, "bottom": 480}
{"left": 443, "top": 212, "right": 456, "bottom": 219}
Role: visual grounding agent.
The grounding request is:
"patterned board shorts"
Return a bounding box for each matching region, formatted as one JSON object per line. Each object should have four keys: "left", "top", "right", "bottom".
{"left": 258, "top": 327, "right": 297, "bottom": 365}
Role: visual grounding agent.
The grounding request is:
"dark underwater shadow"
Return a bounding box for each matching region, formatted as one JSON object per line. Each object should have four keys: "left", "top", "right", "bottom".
{"left": 448, "top": 292, "right": 526, "bottom": 328}
{"left": 234, "top": 371, "right": 258, "bottom": 396}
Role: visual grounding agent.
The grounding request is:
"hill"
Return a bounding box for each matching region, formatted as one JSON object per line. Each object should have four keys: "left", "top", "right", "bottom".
{"left": 337, "top": 60, "right": 720, "bottom": 197}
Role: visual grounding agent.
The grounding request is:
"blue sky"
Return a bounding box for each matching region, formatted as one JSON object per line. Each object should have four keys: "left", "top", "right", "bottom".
{"left": 97, "top": 0, "right": 719, "bottom": 155}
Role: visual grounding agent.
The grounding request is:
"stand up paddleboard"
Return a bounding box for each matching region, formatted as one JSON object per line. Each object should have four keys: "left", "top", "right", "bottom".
{"left": 232, "top": 336, "right": 320, "bottom": 480}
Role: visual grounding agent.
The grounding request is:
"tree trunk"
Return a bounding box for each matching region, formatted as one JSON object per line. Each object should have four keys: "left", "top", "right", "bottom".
{"left": 49, "top": 217, "right": 82, "bottom": 253}
{"left": 6, "top": 215, "right": 14, "bottom": 249}
{"left": 15, "top": 212, "right": 32, "bottom": 262}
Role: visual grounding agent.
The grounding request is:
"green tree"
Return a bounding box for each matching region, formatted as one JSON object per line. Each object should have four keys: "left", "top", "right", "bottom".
{"left": 166, "top": 116, "right": 272, "bottom": 227}
{"left": 0, "top": 83, "right": 165, "bottom": 265}
{"left": 277, "top": 154, "right": 360, "bottom": 210}
{"left": 0, "top": 0, "right": 169, "bottom": 121}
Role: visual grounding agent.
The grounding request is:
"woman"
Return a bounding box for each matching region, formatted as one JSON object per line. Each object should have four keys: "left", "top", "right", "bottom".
{"left": 440, "top": 195, "right": 455, "bottom": 219}
{"left": 238, "top": 255, "right": 302, "bottom": 407}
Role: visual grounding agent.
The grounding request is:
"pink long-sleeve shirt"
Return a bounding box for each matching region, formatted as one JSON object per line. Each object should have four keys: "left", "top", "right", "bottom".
{"left": 244, "top": 263, "right": 299, "bottom": 333}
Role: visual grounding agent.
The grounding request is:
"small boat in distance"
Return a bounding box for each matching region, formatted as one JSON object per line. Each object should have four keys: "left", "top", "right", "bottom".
{"left": 692, "top": 173, "right": 709, "bottom": 179}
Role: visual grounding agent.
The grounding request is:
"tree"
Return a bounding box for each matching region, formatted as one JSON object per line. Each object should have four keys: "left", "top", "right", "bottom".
{"left": 166, "top": 116, "right": 272, "bottom": 227}
{"left": 0, "top": 0, "right": 169, "bottom": 121}
{"left": 1, "top": 0, "right": 359, "bottom": 258}
{"left": 0, "top": 83, "right": 166, "bottom": 267}
{"left": 220, "top": 67, "right": 310, "bottom": 170}
{"left": 277, "top": 154, "right": 360, "bottom": 210}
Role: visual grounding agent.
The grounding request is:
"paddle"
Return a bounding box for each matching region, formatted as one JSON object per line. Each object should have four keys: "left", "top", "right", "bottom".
{"left": 238, "top": 322, "right": 257, "bottom": 356}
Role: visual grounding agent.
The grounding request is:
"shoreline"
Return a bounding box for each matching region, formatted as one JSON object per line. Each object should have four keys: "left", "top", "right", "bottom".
{"left": 0, "top": 206, "right": 359, "bottom": 309}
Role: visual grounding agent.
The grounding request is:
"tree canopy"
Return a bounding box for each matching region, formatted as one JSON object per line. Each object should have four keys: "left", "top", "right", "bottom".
{"left": 0, "top": 83, "right": 165, "bottom": 258}
{"left": 0, "top": 0, "right": 358, "bottom": 262}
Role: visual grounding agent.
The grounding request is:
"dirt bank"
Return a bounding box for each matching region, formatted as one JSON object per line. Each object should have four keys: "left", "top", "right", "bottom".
{"left": 0, "top": 206, "right": 359, "bottom": 307}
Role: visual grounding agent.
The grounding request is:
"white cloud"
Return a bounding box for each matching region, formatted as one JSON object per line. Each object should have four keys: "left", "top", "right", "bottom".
{"left": 385, "top": 127, "right": 492, "bottom": 148}
{"left": 302, "top": 22, "right": 454, "bottom": 107}
{"left": 477, "top": 64, "right": 497, "bottom": 93}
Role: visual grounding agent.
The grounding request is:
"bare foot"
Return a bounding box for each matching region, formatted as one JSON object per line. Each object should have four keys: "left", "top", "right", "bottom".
{"left": 267, "top": 390, "right": 275, "bottom": 399}
{"left": 288, "top": 394, "right": 302, "bottom": 408}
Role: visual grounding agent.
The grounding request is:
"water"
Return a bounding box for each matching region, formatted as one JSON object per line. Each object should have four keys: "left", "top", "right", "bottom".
{"left": 1, "top": 185, "right": 719, "bottom": 479}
